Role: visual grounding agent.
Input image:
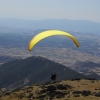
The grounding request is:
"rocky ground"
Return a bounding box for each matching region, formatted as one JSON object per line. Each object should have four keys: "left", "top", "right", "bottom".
{"left": 0, "top": 79, "right": 100, "bottom": 100}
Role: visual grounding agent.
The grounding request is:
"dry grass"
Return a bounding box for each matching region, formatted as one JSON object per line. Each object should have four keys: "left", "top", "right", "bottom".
{"left": 0, "top": 79, "right": 100, "bottom": 100}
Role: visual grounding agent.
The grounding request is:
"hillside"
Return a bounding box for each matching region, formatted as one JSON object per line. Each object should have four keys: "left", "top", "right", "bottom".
{"left": 0, "top": 79, "right": 100, "bottom": 100}
{"left": 0, "top": 56, "right": 87, "bottom": 89}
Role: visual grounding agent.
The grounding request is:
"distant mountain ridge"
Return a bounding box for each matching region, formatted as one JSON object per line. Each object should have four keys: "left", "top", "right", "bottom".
{"left": 0, "top": 18, "right": 100, "bottom": 33}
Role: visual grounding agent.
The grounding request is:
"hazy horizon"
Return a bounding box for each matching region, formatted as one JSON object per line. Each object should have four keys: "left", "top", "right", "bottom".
{"left": 0, "top": 0, "right": 100, "bottom": 23}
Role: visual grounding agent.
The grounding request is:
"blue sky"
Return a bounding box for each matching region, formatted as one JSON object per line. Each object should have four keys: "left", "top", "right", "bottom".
{"left": 0, "top": 0, "right": 100, "bottom": 22}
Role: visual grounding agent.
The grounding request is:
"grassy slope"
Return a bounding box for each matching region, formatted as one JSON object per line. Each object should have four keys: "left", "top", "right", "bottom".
{"left": 0, "top": 79, "right": 100, "bottom": 100}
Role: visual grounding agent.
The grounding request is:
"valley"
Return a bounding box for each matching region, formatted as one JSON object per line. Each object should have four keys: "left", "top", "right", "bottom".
{"left": 0, "top": 30, "right": 100, "bottom": 76}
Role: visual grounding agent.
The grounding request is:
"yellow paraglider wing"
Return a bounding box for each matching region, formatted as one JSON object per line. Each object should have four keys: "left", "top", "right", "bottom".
{"left": 28, "top": 30, "right": 79, "bottom": 51}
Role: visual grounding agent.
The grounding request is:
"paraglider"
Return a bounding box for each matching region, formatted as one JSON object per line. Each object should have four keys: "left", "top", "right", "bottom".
{"left": 51, "top": 73, "right": 57, "bottom": 81}
{"left": 28, "top": 30, "right": 80, "bottom": 51}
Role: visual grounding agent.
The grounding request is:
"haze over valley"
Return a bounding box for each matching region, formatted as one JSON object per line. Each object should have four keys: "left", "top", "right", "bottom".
{"left": 0, "top": 19, "right": 100, "bottom": 76}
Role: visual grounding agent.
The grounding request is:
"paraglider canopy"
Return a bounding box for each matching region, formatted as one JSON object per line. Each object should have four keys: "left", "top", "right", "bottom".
{"left": 28, "top": 30, "right": 80, "bottom": 51}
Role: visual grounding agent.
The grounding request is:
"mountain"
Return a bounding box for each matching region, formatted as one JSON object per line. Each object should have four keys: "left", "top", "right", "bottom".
{"left": 0, "top": 18, "right": 100, "bottom": 33}
{"left": 0, "top": 56, "right": 87, "bottom": 89}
